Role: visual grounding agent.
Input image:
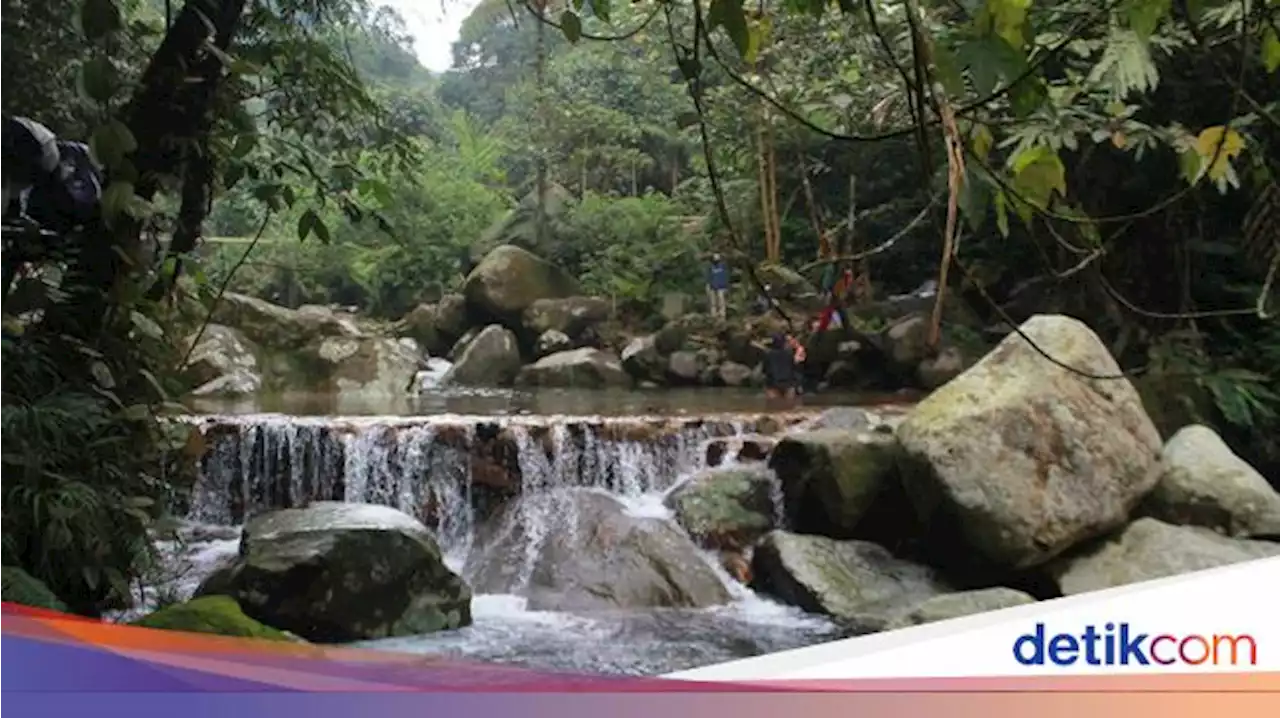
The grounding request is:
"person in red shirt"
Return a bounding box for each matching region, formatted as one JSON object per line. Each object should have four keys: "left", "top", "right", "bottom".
{"left": 815, "top": 266, "right": 854, "bottom": 333}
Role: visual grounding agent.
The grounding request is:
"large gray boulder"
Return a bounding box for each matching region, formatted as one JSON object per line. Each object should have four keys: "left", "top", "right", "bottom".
{"left": 464, "top": 489, "right": 732, "bottom": 612}
{"left": 1140, "top": 425, "right": 1280, "bottom": 538}
{"left": 896, "top": 315, "right": 1163, "bottom": 570}
{"left": 196, "top": 502, "right": 471, "bottom": 642}
{"left": 1049, "top": 518, "right": 1280, "bottom": 595}
{"left": 515, "top": 347, "right": 632, "bottom": 389}
{"left": 211, "top": 292, "right": 362, "bottom": 349}
{"left": 463, "top": 245, "right": 579, "bottom": 326}
{"left": 442, "top": 324, "right": 522, "bottom": 387}
{"left": 750, "top": 531, "right": 952, "bottom": 628}
{"left": 314, "top": 337, "right": 422, "bottom": 395}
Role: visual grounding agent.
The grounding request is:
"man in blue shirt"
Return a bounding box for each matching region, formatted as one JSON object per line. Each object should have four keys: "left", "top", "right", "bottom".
{"left": 706, "top": 252, "right": 730, "bottom": 319}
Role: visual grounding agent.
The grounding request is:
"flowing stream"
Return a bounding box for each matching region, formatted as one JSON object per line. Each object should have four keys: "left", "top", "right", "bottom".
{"left": 147, "top": 395, "right": 891, "bottom": 675}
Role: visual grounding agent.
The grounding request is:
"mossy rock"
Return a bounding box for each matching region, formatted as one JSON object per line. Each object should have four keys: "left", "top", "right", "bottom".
{"left": 1, "top": 566, "right": 68, "bottom": 612}
{"left": 132, "top": 596, "right": 298, "bottom": 642}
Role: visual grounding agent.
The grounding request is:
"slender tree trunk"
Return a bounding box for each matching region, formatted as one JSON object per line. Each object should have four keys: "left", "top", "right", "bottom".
{"left": 765, "top": 126, "right": 781, "bottom": 262}
{"left": 533, "top": 0, "right": 549, "bottom": 248}
{"left": 756, "top": 121, "right": 772, "bottom": 260}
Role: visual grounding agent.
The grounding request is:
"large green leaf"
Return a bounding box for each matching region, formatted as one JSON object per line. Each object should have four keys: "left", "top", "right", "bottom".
{"left": 708, "top": 0, "right": 751, "bottom": 59}
{"left": 1010, "top": 145, "right": 1067, "bottom": 209}
{"left": 1125, "top": 0, "right": 1171, "bottom": 40}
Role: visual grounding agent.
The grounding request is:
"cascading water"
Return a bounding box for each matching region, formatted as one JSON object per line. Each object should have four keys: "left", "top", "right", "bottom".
{"left": 158, "top": 410, "right": 846, "bottom": 675}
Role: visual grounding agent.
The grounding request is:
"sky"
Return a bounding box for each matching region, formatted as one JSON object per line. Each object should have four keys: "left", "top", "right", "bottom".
{"left": 378, "top": 0, "right": 483, "bottom": 73}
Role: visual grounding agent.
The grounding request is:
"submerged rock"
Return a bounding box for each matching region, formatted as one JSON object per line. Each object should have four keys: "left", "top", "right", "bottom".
{"left": 1140, "top": 425, "right": 1280, "bottom": 538}
{"left": 1049, "top": 517, "right": 1280, "bottom": 596}
{"left": 132, "top": 595, "right": 300, "bottom": 642}
{"left": 465, "top": 489, "right": 732, "bottom": 612}
{"left": 750, "top": 531, "right": 951, "bottom": 628}
{"left": 665, "top": 466, "right": 778, "bottom": 550}
{"left": 197, "top": 502, "right": 471, "bottom": 643}
{"left": 896, "top": 314, "right": 1163, "bottom": 571}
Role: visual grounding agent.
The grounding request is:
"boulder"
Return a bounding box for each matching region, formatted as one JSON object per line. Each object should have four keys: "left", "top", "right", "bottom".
{"left": 464, "top": 489, "right": 732, "bottom": 611}
{"left": 396, "top": 303, "right": 448, "bottom": 356}
{"left": 667, "top": 350, "right": 704, "bottom": 385}
{"left": 132, "top": 596, "right": 299, "bottom": 642}
{"left": 665, "top": 466, "right": 779, "bottom": 549}
{"left": 621, "top": 334, "right": 665, "bottom": 383}
{"left": 916, "top": 346, "right": 968, "bottom": 390}
{"left": 895, "top": 314, "right": 1163, "bottom": 570}
{"left": 750, "top": 531, "right": 952, "bottom": 627}
{"left": 515, "top": 348, "right": 632, "bottom": 389}
{"left": 768, "top": 430, "right": 903, "bottom": 539}
{"left": 197, "top": 502, "right": 471, "bottom": 642}
{"left": 1140, "top": 425, "right": 1280, "bottom": 538}
{"left": 463, "top": 245, "right": 579, "bottom": 325}
{"left": 887, "top": 587, "right": 1036, "bottom": 629}
{"left": 314, "top": 337, "right": 421, "bottom": 395}
{"left": 442, "top": 325, "right": 522, "bottom": 387}
{"left": 534, "top": 329, "right": 572, "bottom": 358}
{"left": 883, "top": 314, "right": 930, "bottom": 370}
{"left": 185, "top": 324, "right": 261, "bottom": 397}
{"left": 522, "top": 296, "right": 611, "bottom": 340}
{"left": 434, "top": 294, "right": 470, "bottom": 342}
{"left": 718, "top": 361, "right": 754, "bottom": 387}
{"left": 447, "top": 326, "right": 482, "bottom": 362}
{"left": 1049, "top": 518, "right": 1280, "bottom": 596}
{"left": 212, "top": 292, "right": 361, "bottom": 349}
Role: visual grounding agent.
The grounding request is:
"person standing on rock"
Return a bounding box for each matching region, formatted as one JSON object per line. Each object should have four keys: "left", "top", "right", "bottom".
{"left": 706, "top": 252, "right": 730, "bottom": 320}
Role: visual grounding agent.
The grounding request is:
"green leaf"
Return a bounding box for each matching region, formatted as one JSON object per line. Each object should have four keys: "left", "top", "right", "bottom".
{"left": 588, "top": 0, "right": 611, "bottom": 23}
{"left": 993, "top": 189, "right": 1011, "bottom": 237}
{"left": 231, "top": 133, "right": 257, "bottom": 159}
{"left": 120, "top": 404, "right": 151, "bottom": 421}
{"left": 932, "top": 42, "right": 966, "bottom": 97}
{"left": 709, "top": 0, "right": 751, "bottom": 59}
{"left": 1010, "top": 145, "right": 1067, "bottom": 209}
{"left": 80, "top": 57, "right": 117, "bottom": 103}
{"left": 560, "top": 11, "right": 582, "bottom": 43}
{"left": 957, "top": 168, "right": 990, "bottom": 233}
{"left": 1125, "top": 0, "right": 1171, "bottom": 39}
{"left": 979, "top": 0, "right": 1032, "bottom": 49}
{"left": 971, "top": 124, "right": 994, "bottom": 160}
{"left": 80, "top": 0, "right": 122, "bottom": 41}
{"left": 1008, "top": 77, "right": 1047, "bottom": 117}
{"left": 1263, "top": 27, "right": 1280, "bottom": 74}
{"left": 90, "top": 360, "right": 116, "bottom": 389}
{"left": 88, "top": 120, "right": 137, "bottom": 168}
{"left": 100, "top": 181, "right": 135, "bottom": 227}
{"left": 297, "top": 209, "right": 321, "bottom": 242}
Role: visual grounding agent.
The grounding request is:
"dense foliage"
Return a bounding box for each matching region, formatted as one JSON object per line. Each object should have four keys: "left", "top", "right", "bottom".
{"left": 2, "top": 0, "right": 1277, "bottom": 613}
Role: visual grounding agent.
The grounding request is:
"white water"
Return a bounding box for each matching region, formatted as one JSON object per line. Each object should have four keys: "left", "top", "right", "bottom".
{"left": 151, "top": 411, "right": 867, "bottom": 674}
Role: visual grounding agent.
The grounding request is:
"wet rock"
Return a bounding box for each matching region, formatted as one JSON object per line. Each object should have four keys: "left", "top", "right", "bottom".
{"left": 896, "top": 314, "right": 1163, "bottom": 571}
{"left": 883, "top": 314, "right": 930, "bottom": 370}
{"left": 132, "top": 595, "right": 300, "bottom": 642}
{"left": 465, "top": 489, "right": 732, "bottom": 612}
{"left": 515, "top": 348, "right": 632, "bottom": 389}
{"left": 1049, "top": 518, "right": 1280, "bottom": 596}
{"left": 665, "top": 466, "right": 779, "bottom": 550}
{"left": 887, "top": 587, "right": 1036, "bottom": 629}
{"left": 1139, "top": 425, "right": 1280, "bottom": 538}
{"left": 442, "top": 325, "right": 522, "bottom": 387}
{"left": 447, "top": 326, "right": 482, "bottom": 362}
{"left": 804, "top": 407, "right": 876, "bottom": 432}
{"left": 522, "top": 296, "right": 611, "bottom": 341}
{"left": 463, "top": 245, "right": 580, "bottom": 326}
{"left": 534, "top": 329, "right": 572, "bottom": 358}
{"left": 197, "top": 502, "right": 471, "bottom": 642}
{"left": 434, "top": 294, "right": 470, "bottom": 343}
{"left": 769, "top": 430, "right": 903, "bottom": 539}
{"left": 751, "top": 531, "right": 951, "bottom": 626}
{"left": 396, "top": 303, "right": 447, "bottom": 356}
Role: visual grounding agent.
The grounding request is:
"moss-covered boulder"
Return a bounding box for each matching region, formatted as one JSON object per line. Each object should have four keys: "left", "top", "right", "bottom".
{"left": 1, "top": 566, "right": 67, "bottom": 612}
{"left": 896, "top": 314, "right": 1163, "bottom": 571}
{"left": 665, "top": 466, "right": 778, "bottom": 549}
{"left": 768, "top": 430, "right": 904, "bottom": 539}
{"left": 132, "top": 596, "right": 298, "bottom": 641}
{"left": 463, "top": 245, "right": 580, "bottom": 327}
{"left": 887, "top": 587, "right": 1037, "bottom": 629}
{"left": 197, "top": 502, "right": 472, "bottom": 643}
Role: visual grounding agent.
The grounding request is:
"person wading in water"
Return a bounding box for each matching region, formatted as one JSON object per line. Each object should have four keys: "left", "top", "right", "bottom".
{"left": 763, "top": 332, "right": 805, "bottom": 404}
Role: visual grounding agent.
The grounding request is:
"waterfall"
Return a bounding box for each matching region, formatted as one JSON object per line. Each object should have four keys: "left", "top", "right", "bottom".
{"left": 183, "top": 413, "right": 783, "bottom": 559}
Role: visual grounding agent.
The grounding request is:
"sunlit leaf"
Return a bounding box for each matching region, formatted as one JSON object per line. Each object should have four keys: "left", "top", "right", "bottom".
{"left": 1010, "top": 145, "right": 1067, "bottom": 209}
{"left": 1193, "top": 125, "right": 1245, "bottom": 183}
{"left": 1263, "top": 27, "right": 1280, "bottom": 74}
{"left": 1125, "top": 0, "right": 1171, "bottom": 40}
{"left": 971, "top": 124, "right": 994, "bottom": 160}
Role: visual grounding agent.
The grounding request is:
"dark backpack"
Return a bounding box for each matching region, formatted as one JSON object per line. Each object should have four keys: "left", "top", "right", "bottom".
{"left": 23, "top": 140, "right": 103, "bottom": 233}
